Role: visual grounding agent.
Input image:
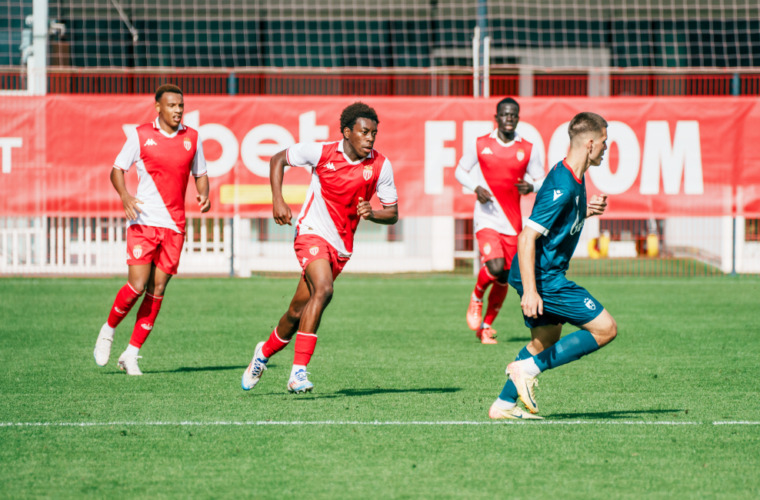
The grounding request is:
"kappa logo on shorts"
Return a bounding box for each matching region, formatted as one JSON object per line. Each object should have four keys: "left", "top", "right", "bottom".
{"left": 516, "top": 149, "right": 525, "bottom": 161}
{"left": 584, "top": 297, "right": 596, "bottom": 310}
{"left": 363, "top": 165, "right": 373, "bottom": 181}
{"left": 309, "top": 246, "right": 319, "bottom": 256}
{"left": 302, "top": 256, "right": 308, "bottom": 265}
{"left": 132, "top": 245, "right": 143, "bottom": 259}
{"left": 483, "top": 243, "right": 492, "bottom": 255}
{"left": 184, "top": 138, "right": 191, "bottom": 151}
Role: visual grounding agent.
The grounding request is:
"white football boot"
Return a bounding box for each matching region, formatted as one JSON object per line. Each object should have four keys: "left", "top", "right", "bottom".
{"left": 93, "top": 323, "right": 115, "bottom": 367}
{"left": 117, "top": 351, "right": 143, "bottom": 376}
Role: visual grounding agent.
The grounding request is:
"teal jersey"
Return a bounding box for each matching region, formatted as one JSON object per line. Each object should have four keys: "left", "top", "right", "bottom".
{"left": 511, "top": 160, "right": 587, "bottom": 281}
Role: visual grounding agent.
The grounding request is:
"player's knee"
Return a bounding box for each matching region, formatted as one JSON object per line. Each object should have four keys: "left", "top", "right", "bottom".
{"left": 311, "top": 283, "right": 334, "bottom": 305}
{"left": 485, "top": 258, "right": 505, "bottom": 278}
{"left": 597, "top": 317, "right": 618, "bottom": 345}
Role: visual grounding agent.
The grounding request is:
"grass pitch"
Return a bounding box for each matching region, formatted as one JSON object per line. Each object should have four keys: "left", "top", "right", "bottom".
{"left": 1, "top": 274, "right": 759, "bottom": 499}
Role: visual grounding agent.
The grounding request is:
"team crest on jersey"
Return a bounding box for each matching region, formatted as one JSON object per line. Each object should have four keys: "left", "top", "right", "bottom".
{"left": 132, "top": 245, "right": 143, "bottom": 259}
{"left": 516, "top": 149, "right": 525, "bottom": 161}
{"left": 363, "top": 165, "right": 373, "bottom": 181}
{"left": 483, "top": 243, "right": 492, "bottom": 255}
{"left": 309, "top": 246, "right": 319, "bottom": 256}
{"left": 184, "top": 138, "right": 191, "bottom": 151}
{"left": 584, "top": 298, "right": 596, "bottom": 310}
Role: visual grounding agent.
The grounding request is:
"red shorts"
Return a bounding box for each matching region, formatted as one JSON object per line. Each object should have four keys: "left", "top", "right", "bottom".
{"left": 126, "top": 225, "right": 185, "bottom": 275}
{"left": 476, "top": 228, "right": 517, "bottom": 269}
{"left": 294, "top": 234, "right": 349, "bottom": 281}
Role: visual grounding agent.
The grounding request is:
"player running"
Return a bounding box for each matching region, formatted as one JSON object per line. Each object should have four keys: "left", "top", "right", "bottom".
{"left": 93, "top": 84, "right": 210, "bottom": 375}
{"left": 241, "top": 102, "right": 398, "bottom": 394}
{"left": 456, "top": 97, "right": 544, "bottom": 344}
{"left": 489, "top": 111, "right": 617, "bottom": 419}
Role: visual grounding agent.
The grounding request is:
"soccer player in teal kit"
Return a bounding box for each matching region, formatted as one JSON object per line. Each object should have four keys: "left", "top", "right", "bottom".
{"left": 488, "top": 111, "right": 618, "bottom": 419}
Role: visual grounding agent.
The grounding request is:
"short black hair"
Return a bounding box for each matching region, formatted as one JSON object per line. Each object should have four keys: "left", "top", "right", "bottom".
{"left": 340, "top": 102, "right": 379, "bottom": 133}
{"left": 568, "top": 112, "right": 608, "bottom": 142}
{"left": 496, "top": 97, "right": 519, "bottom": 113}
{"left": 155, "top": 84, "right": 183, "bottom": 102}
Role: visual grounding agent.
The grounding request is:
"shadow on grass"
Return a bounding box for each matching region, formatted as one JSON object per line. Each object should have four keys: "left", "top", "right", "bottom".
{"left": 336, "top": 387, "right": 462, "bottom": 397}
{"left": 503, "top": 336, "right": 533, "bottom": 343}
{"left": 549, "top": 409, "right": 687, "bottom": 420}
{"left": 149, "top": 365, "right": 248, "bottom": 374}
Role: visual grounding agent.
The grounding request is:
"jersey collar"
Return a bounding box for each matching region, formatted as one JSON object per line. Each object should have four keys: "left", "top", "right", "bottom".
{"left": 338, "top": 139, "right": 374, "bottom": 164}
{"left": 561, "top": 159, "right": 582, "bottom": 184}
{"left": 490, "top": 129, "right": 522, "bottom": 147}
{"left": 153, "top": 118, "right": 185, "bottom": 138}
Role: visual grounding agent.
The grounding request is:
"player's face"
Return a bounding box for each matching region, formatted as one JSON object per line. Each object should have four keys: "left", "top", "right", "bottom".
{"left": 343, "top": 117, "right": 378, "bottom": 161}
{"left": 155, "top": 92, "right": 184, "bottom": 131}
{"left": 589, "top": 129, "right": 608, "bottom": 166}
{"left": 495, "top": 103, "right": 519, "bottom": 137}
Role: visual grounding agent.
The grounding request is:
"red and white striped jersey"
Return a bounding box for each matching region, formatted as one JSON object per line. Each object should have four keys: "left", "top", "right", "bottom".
{"left": 456, "top": 130, "right": 543, "bottom": 235}
{"left": 114, "top": 118, "right": 207, "bottom": 234}
{"left": 286, "top": 140, "right": 398, "bottom": 258}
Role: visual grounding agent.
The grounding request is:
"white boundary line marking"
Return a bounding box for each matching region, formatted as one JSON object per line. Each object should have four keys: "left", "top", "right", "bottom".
{"left": 1, "top": 420, "right": 757, "bottom": 427}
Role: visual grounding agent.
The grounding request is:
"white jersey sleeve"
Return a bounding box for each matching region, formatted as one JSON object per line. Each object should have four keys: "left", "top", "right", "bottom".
{"left": 113, "top": 128, "right": 140, "bottom": 171}
{"left": 286, "top": 142, "right": 325, "bottom": 168}
{"left": 454, "top": 139, "right": 480, "bottom": 192}
{"left": 524, "top": 145, "right": 545, "bottom": 192}
{"left": 191, "top": 137, "right": 208, "bottom": 177}
{"left": 377, "top": 158, "right": 398, "bottom": 206}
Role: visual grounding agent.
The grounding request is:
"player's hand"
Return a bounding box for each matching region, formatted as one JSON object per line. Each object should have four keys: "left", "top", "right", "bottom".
{"left": 474, "top": 186, "right": 492, "bottom": 204}
{"left": 197, "top": 194, "right": 211, "bottom": 213}
{"left": 587, "top": 194, "right": 608, "bottom": 218}
{"left": 357, "top": 197, "right": 373, "bottom": 220}
{"left": 515, "top": 177, "right": 533, "bottom": 195}
{"left": 272, "top": 197, "right": 292, "bottom": 225}
{"left": 521, "top": 290, "right": 543, "bottom": 319}
{"left": 121, "top": 194, "right": 143, "bottom": 221}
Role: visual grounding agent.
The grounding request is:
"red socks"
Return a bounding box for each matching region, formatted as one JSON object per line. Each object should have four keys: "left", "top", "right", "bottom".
{"left": 261, "top": 328, "right": 290, "bottom": 358}
{"left": 107, "top": 283, "right": 143, "bottom": 328}
{"left": 474, "top": 266, "right": 496, "bottom": 300}
{"left": 483, "top": 281, "right": 508, "bottom": 325}
{"left": 128, "top": 293, "right": 163, "bottom": 348}
{"left": 293, "top": 332, "right": 318, "bottom": 366}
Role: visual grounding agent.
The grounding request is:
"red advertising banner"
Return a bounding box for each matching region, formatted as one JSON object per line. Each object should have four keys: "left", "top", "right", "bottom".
{"left": 1, "top": 95, "right": 758, "bottom": 218}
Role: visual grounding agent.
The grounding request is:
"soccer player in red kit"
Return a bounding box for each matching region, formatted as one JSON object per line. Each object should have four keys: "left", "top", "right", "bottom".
{"left": 456, "top": 97, "right": 544, "bottom": 344}
{"left": 242, "top": 102, "right": 398, "bottom": 393}
{"left": 93, "top": 84, "right": 211, "bottom": 375}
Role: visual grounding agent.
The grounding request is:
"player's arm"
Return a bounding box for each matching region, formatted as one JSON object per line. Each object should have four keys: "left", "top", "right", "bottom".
{"left": 586, "top": 194, "right": 608, "bottom": 218}
{"left": 455, "top": 141, "right": 492, "bottom": 204}
{"left": 357, "top": 198, "right": 398, "bottom": 224}
{"left": 269, "top": 149, "right": 292, "bottom": 226}
{"left": 110, "top": 167, "right": 142, "bottom": 221}
{"left": 516, "top": 226, "right": 543, "bottom": 318}
{"left": 194, "top": 174, "right": 211, "bottom": 213}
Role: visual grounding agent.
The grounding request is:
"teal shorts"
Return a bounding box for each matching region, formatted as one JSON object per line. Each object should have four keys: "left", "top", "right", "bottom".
{"left": 508, "top": 273, "right": 604, "bottom": 329}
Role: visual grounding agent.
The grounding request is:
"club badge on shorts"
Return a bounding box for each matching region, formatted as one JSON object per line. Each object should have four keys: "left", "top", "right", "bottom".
{"left": 132, "top": 245, "right": 143, "bottom": 259}
{"left": 363, "top": 165, "right": 373, "bottom": 181}
{"left": 516, "top": 149, "right": 525, "bottom": 161}
{"left": 184, "top": 138, "right": 191, "bottom": 151}
{"left": 309, "top": 246, "right": 319, "bottom": 256}
{"left": 483, "top": 243, "right": 492, "bottom": 255}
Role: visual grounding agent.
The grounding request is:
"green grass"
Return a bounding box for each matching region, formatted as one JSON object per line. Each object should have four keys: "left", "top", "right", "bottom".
{"left": 1, "top": 275, "right": 759, "bottom": 499}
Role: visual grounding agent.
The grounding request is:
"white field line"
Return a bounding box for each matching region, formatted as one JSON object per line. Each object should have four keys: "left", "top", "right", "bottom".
{"left": 1, "top": 420, "right": 757, "bottom": 428}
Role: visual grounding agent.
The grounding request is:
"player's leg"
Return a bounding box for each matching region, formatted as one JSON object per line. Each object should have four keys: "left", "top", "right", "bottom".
{"left": 118, "top": 265, "right": 172, "bottom": 376}
{"left": 242, "top": 277, "right": 310, "bottom": 390}
{"left": 508, "top": 284, "right": 614, "bottom": 413}
{"left": 489, "top": 324, "right": 560, "bottom": 419}
{"left": 287, "top": 258, "right": 335, "bottom": 393}
{"left": 93, "top": 262, "right": 150, "bottom": 367}
{"left": 479, "top": 257, "right": 507, "bottom": 343}
{"left": 468, "top": 230, "right": 499, "bottom": 331}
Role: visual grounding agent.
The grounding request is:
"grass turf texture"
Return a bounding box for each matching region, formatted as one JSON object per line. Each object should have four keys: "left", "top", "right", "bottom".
{"left": 1, "top": 275, "right": 759, "bottom": 499}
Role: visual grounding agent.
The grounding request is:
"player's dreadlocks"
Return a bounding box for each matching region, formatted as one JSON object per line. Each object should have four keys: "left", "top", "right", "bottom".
{"left": 340, "top": 102, "right": 379, "bottom": 133}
